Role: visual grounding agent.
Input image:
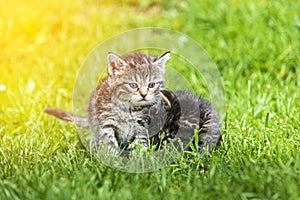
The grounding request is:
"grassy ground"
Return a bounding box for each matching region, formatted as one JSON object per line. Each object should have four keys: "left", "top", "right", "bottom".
{"left": 1, "top": 0, "right": 299, "bottom": 199}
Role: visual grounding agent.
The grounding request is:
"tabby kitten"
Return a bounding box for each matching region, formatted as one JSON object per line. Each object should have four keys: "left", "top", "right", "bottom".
{"left": 45, "top": 51, "right": 221, "bottom": 155}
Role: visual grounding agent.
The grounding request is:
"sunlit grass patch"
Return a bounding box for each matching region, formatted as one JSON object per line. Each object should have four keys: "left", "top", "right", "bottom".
{"left": 1, "top": 0, "right": 300, "bottom": 199}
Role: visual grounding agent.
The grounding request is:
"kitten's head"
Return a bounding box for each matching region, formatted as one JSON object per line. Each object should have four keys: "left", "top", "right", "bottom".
{"left": 107, "top": 51, "right": 170, "bottom": 106}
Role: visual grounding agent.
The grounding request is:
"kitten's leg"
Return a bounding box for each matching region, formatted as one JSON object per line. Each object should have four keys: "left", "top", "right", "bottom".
{"left": 170, "top": 120, "right": 221, "bottom": 153}
{"left": 128, "top": 115, "right": 151, "bottom": 151}
{"left": 44, "top": 108, "right": 89, "bottom": 129}
{"left": 197, "top": 111, "right": 222, "bottom": 153}
{"left": 91, "top": 127, "right": 120, "bottom": 155}
{"left": 198, "top": 127, "right": 222, "bottom": 152}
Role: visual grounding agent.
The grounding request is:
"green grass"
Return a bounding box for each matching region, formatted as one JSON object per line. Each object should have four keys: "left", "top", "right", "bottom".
{"left": 1, "top": 0, "right": 299, "bottom": 199}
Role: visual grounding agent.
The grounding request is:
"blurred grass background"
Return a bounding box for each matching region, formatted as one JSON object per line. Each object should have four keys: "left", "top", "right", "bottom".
{"left": 0, "top": 0, "right": 299, "bottom": 199}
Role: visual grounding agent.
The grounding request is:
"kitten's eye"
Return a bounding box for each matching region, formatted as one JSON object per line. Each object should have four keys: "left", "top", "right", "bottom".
{"left": 129, "top": 83, "right": 138, "bottom": 89}
{"left": 148, "top": 82, "right": 156, "bottom": 88}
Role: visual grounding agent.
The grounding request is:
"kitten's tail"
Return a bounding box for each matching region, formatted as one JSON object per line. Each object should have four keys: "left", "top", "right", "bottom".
{"left": 44, "top": 108, "right": 89, "bottom": 129}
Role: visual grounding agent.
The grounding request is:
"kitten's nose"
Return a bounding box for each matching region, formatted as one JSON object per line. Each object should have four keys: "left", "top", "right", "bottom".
{"left": 139, "top": 87, "right": 148, "bottom": 98}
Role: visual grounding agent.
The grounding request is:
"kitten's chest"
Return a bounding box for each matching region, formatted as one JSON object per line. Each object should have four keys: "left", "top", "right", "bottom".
{"left": 116, "top": 103, "right": 165, "bottom": 132}
{"left": 111, "top": 106, "right": 148, "bottom": 135}
{"left": 114, "top": 107, "right": 149, "bottom": 128}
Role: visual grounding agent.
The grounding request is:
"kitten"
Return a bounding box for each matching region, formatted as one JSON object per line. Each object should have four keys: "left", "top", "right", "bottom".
{"left": 45, "top": 51, "right": 221, "bottom": 155}
{"left": 163, "top": 91, "right": 221, "bottom": 153}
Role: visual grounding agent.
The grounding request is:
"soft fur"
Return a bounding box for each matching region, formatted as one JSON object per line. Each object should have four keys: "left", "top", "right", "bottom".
{"left": 45, "top": 51, "right": 221, "bottom": 155}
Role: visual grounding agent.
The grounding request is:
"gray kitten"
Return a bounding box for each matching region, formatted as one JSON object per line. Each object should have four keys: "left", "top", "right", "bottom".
{"left": 45, "top": 52, "right": 221, "bottom": 155}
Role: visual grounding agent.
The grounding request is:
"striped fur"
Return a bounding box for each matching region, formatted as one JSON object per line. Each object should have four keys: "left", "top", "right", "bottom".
{"left": 45, "top": 51, "right": 221, "bottom": 155}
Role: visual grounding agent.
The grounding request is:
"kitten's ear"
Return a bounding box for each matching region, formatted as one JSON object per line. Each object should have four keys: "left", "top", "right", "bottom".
{"left": 107, "top": 52, "right": 127, "bottom": 76}
{"left": 154, "top": 51, "right": 170, "bottom": 66}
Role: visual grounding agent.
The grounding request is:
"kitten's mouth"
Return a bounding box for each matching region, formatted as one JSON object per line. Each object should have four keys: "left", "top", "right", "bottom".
{"left": 135, "top": 96, "right": 148, "bottom": 102}
{"left": 137, "top": 99, "right": 149, "bottom": 104}
{"left": 131, "top": 94, "right": 156, "bottom": 106}
{"left": 132, "top": 99, "right": 152, "bottom": 107}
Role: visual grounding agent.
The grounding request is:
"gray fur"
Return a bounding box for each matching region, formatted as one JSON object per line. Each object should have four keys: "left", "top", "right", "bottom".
{"left": 44, "top": 52, "right": 221, "bottom": 155}
{"left": 174, "top": 91, "right": 221, "bottom": 152}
